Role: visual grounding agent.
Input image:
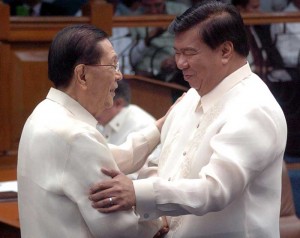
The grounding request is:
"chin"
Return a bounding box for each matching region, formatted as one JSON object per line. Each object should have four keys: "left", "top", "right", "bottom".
{"left": 104, "top": 101, "right": 114, "bottom": 109}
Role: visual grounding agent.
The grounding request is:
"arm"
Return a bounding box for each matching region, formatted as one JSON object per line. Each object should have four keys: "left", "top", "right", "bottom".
{"left": 62, "top": 130, "right": 161, "bottom": 237}
{"left": 109, "top": 124, "right": 160, "bottom": 175}
{"left": 133, "top": 108, "right": 287, "bottom": 220}
{"left": 110, "top": 94, "right": 184, "bottom": 175}
{"left": 89, "top": 107, "right": 286, "bottom": 220}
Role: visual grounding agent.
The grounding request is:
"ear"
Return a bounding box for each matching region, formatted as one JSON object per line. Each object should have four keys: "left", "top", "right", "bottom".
{"left": 114, "top": 98, "right": 126, "bottom": 109}
{"left": 221, "top": 41, "right": 233, "bottom": 64}
{"left": 74, "top": 64, "right": 87, "bottom": 88}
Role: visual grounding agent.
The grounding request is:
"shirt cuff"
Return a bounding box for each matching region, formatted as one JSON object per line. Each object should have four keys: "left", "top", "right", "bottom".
{"left": 133, "top": 177, "right": 158, "bottom": 221}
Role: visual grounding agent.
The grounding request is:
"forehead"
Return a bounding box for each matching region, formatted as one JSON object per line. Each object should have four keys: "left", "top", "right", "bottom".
{"left": 97, "top": 39, "right": 118, "bottom": 62}
{"left": 174, "top": 25, "right": 203, "bottom": 49}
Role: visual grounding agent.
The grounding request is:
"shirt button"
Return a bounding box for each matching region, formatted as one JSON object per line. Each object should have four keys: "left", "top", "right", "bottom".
{"left": 183, "top": 152, "right": 186, "bottom": 156}
{"left": 144, "top": 213, "right": 149, "bottom": 219}
{"left": 197, "top": 123, "right": 199, "bottom": 128}
{"left": 105, "top": 135, "right": 109, "bottom": 139}
{"left": 168, "top": 177, "right": 171, "bottom": 181}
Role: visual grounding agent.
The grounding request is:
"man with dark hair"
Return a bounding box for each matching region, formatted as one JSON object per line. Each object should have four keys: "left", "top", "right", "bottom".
{"left": 129, "top": 0, "right": 188, "bottom": 77}
{"left": 90, "top": 1, "right": 287, "bottom": 237}
{"left": 96, "top": 80, "right": 156, "bottom": 179}
{"left": 17, "top": 24, "right": 167, "bottom": 238}
{"left": 96, "top": 80, "right": 155, "bottom": 146}
{"left": 232, "top": 0, "right": 289, "bottom": 81}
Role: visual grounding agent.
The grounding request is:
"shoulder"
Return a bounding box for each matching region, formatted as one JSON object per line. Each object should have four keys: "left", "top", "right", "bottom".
{"left": 128, "top": 105, "right": 156, "bottom": 122}
{"left": 31, "top": 99, "right": 103, "bottom": 144}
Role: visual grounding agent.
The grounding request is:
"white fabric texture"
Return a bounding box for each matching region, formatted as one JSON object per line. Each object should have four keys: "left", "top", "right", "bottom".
{"left": 133, "top": 63, "right": 287, "bottom": 237}
{"left": 97, "top": 104, "right": 157, "bottom": 179}
{"left": 17, "top": 88, "right": 161, "bottom": 238}
{"left": 97, "top": 105, "right": 155, "bottom": 145}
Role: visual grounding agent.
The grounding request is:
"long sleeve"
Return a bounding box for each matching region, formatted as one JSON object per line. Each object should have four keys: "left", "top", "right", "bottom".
{"left": 131, "top": 66, "right": 287, "bottom": 237}
{"left": 110, "top": 124, "right": 160, "bottom": 174}
{"left": 134, "top": 105, "right": 285, "bottom": 220}
{"left": 17, "top": 88, "right": 161, "bottom": 238}
{"left": 62, "top": 130, "right": 161, "bottom": 237}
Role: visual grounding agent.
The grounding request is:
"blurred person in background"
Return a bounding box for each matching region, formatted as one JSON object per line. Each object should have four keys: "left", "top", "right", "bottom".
{"left": 96, "top": 80, "right": 158, "bottom": 180}
{"left": 108, "top": 0, "right": 141, "bottom": 74}
{"left": 233, "top": 0, "right": 288, "bottom": 82}
{"left": 129, "top": 0, "right": 188, "bottom": 79}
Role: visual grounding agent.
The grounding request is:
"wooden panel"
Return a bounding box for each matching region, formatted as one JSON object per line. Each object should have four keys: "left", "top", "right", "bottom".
{"left": 10, "top": 50, "right": 50, "bottom": 149}
{"left": 287, "top": 163, "right": 300, "bottom": 170}
{"left": 0, "top": 154, "right": 17, "bottom": 170}
{"left": 124, "top": 75, "right": 187, "bottom": 119}
{"left": 0, "top": 167, "right": 17, "bottom": 181}
{"left": 0, "top": 43, "right": 11, "bottom": 152}
{"left": 242, "top": 12, "right": 300, "bottom": 25}
{"left": 0, "top": 2, "right": 113, "bottom": 42}
{"left": 113, "top": 15, "right": 176, "bottom": 28}
{"left": 113, "top": 12, "right": 300, "bottom": 28}
{"left": 0, "top": 202, "right": 19, "bottom": 229}
{"left": 89, "top": 1, "right": 113, "bottom": 36}
{"left": 0, "top": 3, "right": 9, "bottom": 39}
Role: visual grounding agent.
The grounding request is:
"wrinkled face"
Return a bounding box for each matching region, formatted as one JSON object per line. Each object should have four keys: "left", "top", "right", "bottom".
{"left": 83, "top": 39, "right": 122, "bottom": 118}
{"left": 174, "top": 25, "right": 225, "bottom": 96}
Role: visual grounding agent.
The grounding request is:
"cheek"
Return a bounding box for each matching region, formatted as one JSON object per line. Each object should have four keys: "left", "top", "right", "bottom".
{"left": 100, "top": 73, "right": 114, "bottom": 92}
{"left": 191, "top": 59, "right": 208, "bottom": 76}
{"left": 104, "top": 78, "right": 115, "bottom": 102}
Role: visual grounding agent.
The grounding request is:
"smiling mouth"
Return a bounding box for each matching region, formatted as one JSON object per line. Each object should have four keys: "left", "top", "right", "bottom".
{"left": 183, "top": 74, "right": 191, "bottom": 80}
{"left": 110, "top": 87, "right": 117, "bottom": 95}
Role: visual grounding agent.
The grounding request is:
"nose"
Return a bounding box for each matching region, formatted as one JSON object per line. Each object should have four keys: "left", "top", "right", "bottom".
{"left": 115, "top": 70, "right": 122, "bottom": 81}
{"left": 175, "top": 54, "right": 189, "bottom": 70}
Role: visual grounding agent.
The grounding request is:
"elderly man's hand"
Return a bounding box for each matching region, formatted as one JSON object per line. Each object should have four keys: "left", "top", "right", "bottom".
{"left": 89, "top": 168, "right": 136, "bottom": 213}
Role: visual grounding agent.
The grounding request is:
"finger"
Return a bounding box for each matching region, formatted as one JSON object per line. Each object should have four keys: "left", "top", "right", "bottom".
{"left": 91, "top": 196, "right": 115, "bottom": 208}
{"left": 92, "top": 197, "right": 124, "bottom": 213}
{"left": 101, "top": 168, "right": 121, "bottom": 178}
{"left": 89, "top": 180, "right": 115, "bottom": 194}
{"left": 89, "top": 187, "right": 116, "bottom": 201}
{"left": 93, "top": 197, "right": 134, "bottom": 213}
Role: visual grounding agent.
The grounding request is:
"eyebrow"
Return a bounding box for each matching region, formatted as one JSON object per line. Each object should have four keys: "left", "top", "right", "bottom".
{"left": 173, "top": 47, "right": 198, "bottom": 51}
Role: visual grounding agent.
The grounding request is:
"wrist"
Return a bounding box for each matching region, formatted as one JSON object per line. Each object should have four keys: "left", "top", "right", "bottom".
{"left": 155, "top": 117, "right": 165, "bottom": 132}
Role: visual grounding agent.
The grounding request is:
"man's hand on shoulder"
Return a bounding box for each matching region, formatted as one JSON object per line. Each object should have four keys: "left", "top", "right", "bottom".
{"left": 89, "top": 168, "right": 136, "bottom": 213}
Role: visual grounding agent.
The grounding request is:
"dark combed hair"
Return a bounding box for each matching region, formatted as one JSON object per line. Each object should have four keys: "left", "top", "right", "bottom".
{"left": 48, "top": 24, "right": 108, "bottom": 88}
{"left": 231, "top": 0, "right": 249, "bottom": 8}
{"left": 168, "top": 0, "right": 249, "bottom": 57}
